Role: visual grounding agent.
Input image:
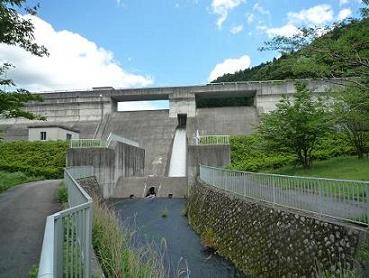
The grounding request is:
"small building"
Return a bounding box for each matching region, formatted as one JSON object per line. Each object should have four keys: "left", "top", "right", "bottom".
{"left": 28, "top": 125, "right": 80, "bottom": 141}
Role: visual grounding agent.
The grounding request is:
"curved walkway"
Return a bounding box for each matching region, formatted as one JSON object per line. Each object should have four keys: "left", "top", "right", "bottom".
{"left": 0, "top": 180, "right": 61, "bottom": 278}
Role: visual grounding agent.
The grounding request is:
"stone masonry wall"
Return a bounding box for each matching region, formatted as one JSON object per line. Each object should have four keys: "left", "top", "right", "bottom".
{"left": 188, "top": 182, "right": 369, "bottom": 277}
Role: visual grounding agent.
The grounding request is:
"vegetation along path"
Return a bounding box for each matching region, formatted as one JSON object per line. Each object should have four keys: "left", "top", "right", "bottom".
{"left": 0, "top": 180, "right": 60, "bottom": 278}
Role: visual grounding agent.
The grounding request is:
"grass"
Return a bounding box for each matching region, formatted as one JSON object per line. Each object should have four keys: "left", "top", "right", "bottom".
{"left": 28, "top": 264, "right": 38, "bottom": 278}
{"left": 92, "top": 198, "right": 167, "bottom": 278}
{"left": 56, "top": 182, "right": 68, "bottom": 205}
{"left": 271, "top": 156, "right": 369, "bottom": 181}
{"left": 200, "top": 227, "right": 216, "bottom": 251}
{"left": 0, "top": 171, "right": 44, "bottom": 193}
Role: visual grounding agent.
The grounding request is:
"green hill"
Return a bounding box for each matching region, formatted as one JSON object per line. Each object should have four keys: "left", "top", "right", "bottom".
{"left": 212, "top": 18, "right": 369, "bottom": 83}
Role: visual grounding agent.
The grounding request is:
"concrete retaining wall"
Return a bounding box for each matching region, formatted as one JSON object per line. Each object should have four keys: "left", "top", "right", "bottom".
{"left": 188, "top": 183, "right": 369, "bottom": 277}
{"left": 100, "top": 110, "right": 178, "bottom": 176}
{"left": 113, "top": 176, "right": 188, "bottom": 198}
{"left": 67, "top": 141, "right": 145, "bottom": 198}
{"left": 187, "top": 106, "right": 259, "bottom": 140}
{"left": 187, "top": 145, "right": 231, "bottom": 186}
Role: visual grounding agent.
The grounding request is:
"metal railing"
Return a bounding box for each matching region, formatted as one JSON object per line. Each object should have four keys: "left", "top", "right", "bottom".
{"left": 70, "top": 133, "right": 139, "bottom": 149}
{"left": 70, "top": 139, "right": 105, "bottom": 148}
{"left": 105, "top": 132, "right": 139, "bottom": 148}
{"left": 194, "top": 135, "right": 230, "bottom": 145}
{"left": 38, "top": 166, "right": 94, "bottom": 278}
{"left": 199, "top": 165, "right": 369, "bottom": 226}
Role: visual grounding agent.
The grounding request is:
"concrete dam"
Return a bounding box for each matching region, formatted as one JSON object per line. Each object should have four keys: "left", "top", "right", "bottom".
{"left": 0, "top": 79, "right": 344, "bottom": 197}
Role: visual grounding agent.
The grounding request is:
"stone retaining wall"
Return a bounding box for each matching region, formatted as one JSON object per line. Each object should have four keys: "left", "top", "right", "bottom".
{"left": 188, "top": 182, "right": 369, "bottom": 277}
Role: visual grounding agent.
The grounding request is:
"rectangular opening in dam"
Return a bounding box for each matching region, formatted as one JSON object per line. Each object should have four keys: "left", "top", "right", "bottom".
{"left": 196, "top": 95, "right": 255, "bottom": 108}
{"left": 117, "top": 100, "right": 169, "bottom": 111}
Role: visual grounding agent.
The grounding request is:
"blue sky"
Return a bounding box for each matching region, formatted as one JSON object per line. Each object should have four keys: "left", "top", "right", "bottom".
{"left": 0, "top": 0, "right": 364, "bottom": 93}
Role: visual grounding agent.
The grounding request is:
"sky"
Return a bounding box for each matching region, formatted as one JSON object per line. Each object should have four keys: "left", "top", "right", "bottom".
{"left": 0, "top": 0, "right": 364, "bottom": 94}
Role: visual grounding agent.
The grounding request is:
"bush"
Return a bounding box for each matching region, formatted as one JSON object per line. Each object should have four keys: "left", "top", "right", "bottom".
{"left": 229, "top": 134, "right": 295, "bottom": 172}
{"left": 0, "top": 140, "right": 68, "bottom": 178}
{"left": 229, "top": 132, "right": 360, "bottom": 172}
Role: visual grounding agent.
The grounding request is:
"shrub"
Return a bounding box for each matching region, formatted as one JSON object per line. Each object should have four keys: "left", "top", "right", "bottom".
{"left": 0, "top": 140, "right": 68, "bottom": 178}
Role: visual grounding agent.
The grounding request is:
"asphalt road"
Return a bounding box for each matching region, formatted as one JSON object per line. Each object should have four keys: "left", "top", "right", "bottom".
{"left": 0, "top": 180, "right": 61, "bottom": 278}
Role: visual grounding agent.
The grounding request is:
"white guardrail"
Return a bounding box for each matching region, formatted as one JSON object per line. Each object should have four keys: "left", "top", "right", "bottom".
{"left": 194, "top": 135, "right": 230, "bottom": 145}
{"left": 38, "top": 166, "right": 94, "bottom": 278}
{"left": 199, "top": 165, "right": 369, "bottom": 226}
{"left": 70, "top": 133, "right": 139, "bottom": 149}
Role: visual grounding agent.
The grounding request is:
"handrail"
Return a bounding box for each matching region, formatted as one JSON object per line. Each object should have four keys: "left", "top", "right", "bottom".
{"left": 38, "top": 166, "right": 94, "bottom": 278}
{"left": 199, "top": 165, "right": 369, "bottom": 226}
{"left": 194, "top": 135, "right": 230, "bottom": 145}
{"left": 70, "top": 133, "right": 139, "bottom": 149}
{"left": 106, "top": 132, "right": 139, "bottom": 148}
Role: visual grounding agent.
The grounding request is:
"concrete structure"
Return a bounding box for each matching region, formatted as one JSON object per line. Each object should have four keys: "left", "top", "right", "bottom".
{"left": 28, "top": 125, "right": 80, "bottom": 141}
{"left": 0, "top": 79, "right": 347, "bottom": 198}
{"left": 0, "top": 79, "right": 344, "bottom": 176}
{"left": 187, "top": 144, "right": 231, "bottom": 186}
{"left": 114, "top": 176, "right": 188, "bottom": 198}
{"left": 67, "top": 141, "right": 145, "bottom": 198}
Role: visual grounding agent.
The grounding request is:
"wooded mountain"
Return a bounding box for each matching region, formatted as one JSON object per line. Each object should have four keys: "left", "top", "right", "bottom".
{"left": 212, "top": 18, "right": 369, "bottom": 83}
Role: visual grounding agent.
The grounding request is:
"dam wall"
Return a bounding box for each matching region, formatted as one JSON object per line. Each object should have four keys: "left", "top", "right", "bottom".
{"left": 0, "top": 79, "right": 346, "bottom": 179}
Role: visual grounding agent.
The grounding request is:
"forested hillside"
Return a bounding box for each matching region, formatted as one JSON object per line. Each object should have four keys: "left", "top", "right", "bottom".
{"left": 212, "top": 18, "right": 369, "bottom": 83}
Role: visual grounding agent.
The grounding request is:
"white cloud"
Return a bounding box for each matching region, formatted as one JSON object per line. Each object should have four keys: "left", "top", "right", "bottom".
{"left": 208, "top": 55, "right": 251, "bottom": 81}
{"left": 266, "top": 24, "right": 301, "bottom": 38}
{"left": 252, "top": 3, "right": 270, "bottom": 16}
{"left": 211, "top": 0, "right": 245, "bottom": 28}
{"left": 339, "top": 0, "right": 349, "bottom": 5}
{"left": 246, "top": 13, "right": 254, "bottom": 24}
{"left": 337, "top": 8, "right": 352, "bottom": 20}
{"left": 0, "top": 15, "right": 153, "bottom": 92}
{"left": 230, "top": 24, "right": 243, "bottom": 34}
{"left": 287, "top": 4, "right": 334, "bottom": 25}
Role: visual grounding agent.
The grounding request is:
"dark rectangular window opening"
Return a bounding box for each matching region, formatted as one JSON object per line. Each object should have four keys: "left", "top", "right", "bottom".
{"left": 177, "top": 114, "right": 187, "bottom": 128}
{"left": 66, "top": 133, "right": 72, "bottom": 140}
{"left": 40, "top": 131, "right": 47, "bottom": 141}
{"left": 196, "top": 95, "right": 255, "bottom": 108}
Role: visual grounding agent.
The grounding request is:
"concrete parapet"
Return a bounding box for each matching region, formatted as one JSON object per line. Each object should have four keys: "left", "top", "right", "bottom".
{"left": 67, "top": 141, "right": 145, "bottom": 198}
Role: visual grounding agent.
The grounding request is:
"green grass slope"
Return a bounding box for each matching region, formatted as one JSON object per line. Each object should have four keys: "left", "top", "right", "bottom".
{"left": 271, "top": 156, "right": 369, "bottom": 181}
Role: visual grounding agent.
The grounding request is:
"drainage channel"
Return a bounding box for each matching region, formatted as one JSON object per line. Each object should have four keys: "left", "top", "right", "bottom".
{"left": 114, "top": 198, "right": 249, "bottom": 278}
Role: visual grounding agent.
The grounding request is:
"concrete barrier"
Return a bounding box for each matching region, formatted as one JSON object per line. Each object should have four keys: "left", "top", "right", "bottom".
{"left": 114, "top": 176, "right": 188, "bottom": 198}
{"left": 67, "top": 141, "right": 145, "bottom": 198}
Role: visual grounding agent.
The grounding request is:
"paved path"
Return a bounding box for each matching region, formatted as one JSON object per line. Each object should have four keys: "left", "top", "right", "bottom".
{"left": 0, "top": 180, "right": 61, "bottom": 278}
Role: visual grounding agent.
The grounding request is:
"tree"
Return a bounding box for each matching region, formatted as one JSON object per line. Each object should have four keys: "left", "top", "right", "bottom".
{"left": 260, "top": 1, "right": 369, "bottom": 161}
{"left": 333, "top": 86, "right": 369, "bottom": 159}
{"left": 258, "top": 83, "right": 331, "bottom": 168}
{"left": 0, "top": 0, "right": 48, "bottom": 120}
